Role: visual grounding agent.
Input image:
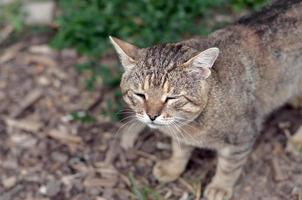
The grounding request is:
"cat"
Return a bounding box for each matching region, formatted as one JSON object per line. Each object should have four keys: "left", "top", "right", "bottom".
{"left": 109, "top": 0, "right": 302, "bottom": 199}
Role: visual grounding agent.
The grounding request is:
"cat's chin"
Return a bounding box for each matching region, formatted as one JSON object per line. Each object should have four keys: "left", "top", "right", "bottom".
{"left": 147, "top": 123, "right": 165, "bottom": 129}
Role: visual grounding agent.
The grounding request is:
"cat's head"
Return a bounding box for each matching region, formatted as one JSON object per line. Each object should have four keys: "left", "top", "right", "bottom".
{"left": 110, "top": 36, "right": 219, "bottom": 128}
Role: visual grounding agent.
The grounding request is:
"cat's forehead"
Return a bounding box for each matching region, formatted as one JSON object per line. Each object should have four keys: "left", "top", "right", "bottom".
{"left": 130, "top": 65, "right": 185, "bottom": 94}
{"left": 126, "top": 44, "right": 198, "bottom": 92}
{"left": 137, "top": 43, "right": 198, "bottom": 70}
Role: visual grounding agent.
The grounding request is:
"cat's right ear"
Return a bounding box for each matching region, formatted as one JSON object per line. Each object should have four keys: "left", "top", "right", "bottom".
{"left": 183, "top": 47, "right": 219, "bottom": 79}
{"left": 109, "top": 36, "right": 138, "bottom": 71}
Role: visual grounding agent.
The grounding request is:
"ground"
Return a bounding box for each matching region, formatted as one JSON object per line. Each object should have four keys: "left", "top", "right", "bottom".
{"left": 0, "top": 34, "right": 302, "bottom": 200}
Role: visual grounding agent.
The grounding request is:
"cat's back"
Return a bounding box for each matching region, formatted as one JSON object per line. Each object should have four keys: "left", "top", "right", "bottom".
{"left": 180, "top": 0, "right": 302, "bottom": 117}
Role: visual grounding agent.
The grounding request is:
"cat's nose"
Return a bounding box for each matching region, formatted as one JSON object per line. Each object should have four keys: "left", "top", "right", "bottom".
{"left": 148, "top": 114, "right": 159, "bottom": 121}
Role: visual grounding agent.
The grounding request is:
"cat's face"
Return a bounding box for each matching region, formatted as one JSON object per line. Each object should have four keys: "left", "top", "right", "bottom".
{"left": 110, "top": 36, "right": 219, "bottom": 128}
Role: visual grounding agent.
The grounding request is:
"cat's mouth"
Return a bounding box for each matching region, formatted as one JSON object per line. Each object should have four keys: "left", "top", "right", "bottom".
{"left": 136, "top": 113, "right": 175, "bottom": 128}
{"left": 147, "top": 122, "right": 165, "bottom": 129}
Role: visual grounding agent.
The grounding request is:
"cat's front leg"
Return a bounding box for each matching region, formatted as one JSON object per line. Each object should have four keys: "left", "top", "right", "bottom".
{"left": 153, "top": 139, "right": 194, "bottom": 182}
{"left": 120, "top": 122, "right": 145, "bottom": 149}
{"left": 204, "top": 143, "right": 253, "bottom": 200}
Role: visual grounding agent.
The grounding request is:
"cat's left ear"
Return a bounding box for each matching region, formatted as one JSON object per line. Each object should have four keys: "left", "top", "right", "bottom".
{"left": 184, "top": 47, "right": 219, "bottom": 79}
{"left": 109, "top": 36, "right": 139, "bottom": 71}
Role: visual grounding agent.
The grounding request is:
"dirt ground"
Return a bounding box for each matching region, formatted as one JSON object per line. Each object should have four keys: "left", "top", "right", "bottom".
{"left": 0, "top": 34, "right": 302, "bottom": 200}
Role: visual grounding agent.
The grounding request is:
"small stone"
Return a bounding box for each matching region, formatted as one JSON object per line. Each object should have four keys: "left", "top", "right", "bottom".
{"left": 39, "top": 185, "right": 47, "bottom": 195}
{"left": 51, "top": 151, "right": 68, "bottom": 163}
{"left": 37, "top": 76, "right": 50, "bottom": 86}
{"left": 87, "top": 187, "right": 101, "bottom": 196}
{"left": 179, "top": 192, "right": 189, "bottom": 200}
{"left": 73, "top": 194, "right": 91, "bottom": 200}
{"left": 29, "top": 45, "right": 54, "bottom": 55}
{"left": 45, "top": 180, "right": 61, "bottom": 197}
{"left": 96, "top": 197, "right": 107, "bottom": 200}
{"left": 10, "top": 134, "right": 38, "bottom": 148}
{"left": 2, "top": 176, "right": 17, "bottom": 189}
{"left": 292, "top": 186, "right": 302, "bottom": 195}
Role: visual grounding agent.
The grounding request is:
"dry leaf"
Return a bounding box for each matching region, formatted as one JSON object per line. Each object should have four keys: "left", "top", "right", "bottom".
{"left": 47, "top": 129, "right": 82, "bottom": 145}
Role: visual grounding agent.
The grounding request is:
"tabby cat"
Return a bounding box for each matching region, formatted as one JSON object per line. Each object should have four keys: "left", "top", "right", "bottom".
{"left": 110, "top": 0, "right": 302, "bottom": 199}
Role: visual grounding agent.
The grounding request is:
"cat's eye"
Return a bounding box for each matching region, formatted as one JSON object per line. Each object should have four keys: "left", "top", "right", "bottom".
{"left": 134, "top": 92, "right": 146, "bottom": 99}
{"left": 165, "top": 96, "right": 177, "bottom": 103}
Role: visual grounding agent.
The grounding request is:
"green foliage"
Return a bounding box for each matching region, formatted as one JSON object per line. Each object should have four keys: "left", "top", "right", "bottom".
{"left": 0, "top": 0, "right": 24, "bottom": 32}
{"left": 101, "top": 90, "right": 124, "bottom": 121}
{"left": 129, "top": 173, "right": 163, "bottom": 200}
{"left": 75, "top": 61, "right": 121, "bottom": 90}
{"left": 75, "top": 61, "right": 124, "bottom": 121}
{"left": 69, "top": 111, "right": 96, "bottom": 124}
{"left": 51, "top": 0, "right": 229, "bottom": 56}
{"left": 230, "top": 0, "right": 271, "bottom": 12}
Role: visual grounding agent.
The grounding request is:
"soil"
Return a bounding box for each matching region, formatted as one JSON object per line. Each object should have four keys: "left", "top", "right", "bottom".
{"left": 0, "top": 34, "right": 302, "bottom": 200}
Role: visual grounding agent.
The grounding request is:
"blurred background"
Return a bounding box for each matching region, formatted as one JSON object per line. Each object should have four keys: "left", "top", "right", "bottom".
{"left": 1, "top": 1, "right": 302, "bottom": 200}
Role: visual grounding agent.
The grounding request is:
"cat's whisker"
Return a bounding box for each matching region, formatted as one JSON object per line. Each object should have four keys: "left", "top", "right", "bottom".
{"left": 174, "top": 117, "right": 199, "bottom": 131}
{"left": 174, "top": 116, "right": 200, "bottom": 126}
{"left": 165, "top": 124, "right": 179, "bottom": 149}
{"left": 114, "top": 108, "right": 134, "bottom": 116}
{"left": 169, "top": 122, "right": 182, "bottom": 151}
{"left": 174, "top": 120, "right": 202, "bottom": 146}
{"left": 114, "top": 118, "right": 138, "bottom": 138}
{"left": 173, "top": 121, "right": 192, "bottom": 148}
{"left": 114, "top": 107, "right": 132, "bottom": 114}
{"left": 171, "top": 122, "right": 183, "bottom": 152}
{"left": 119, "top": 115, "right": 137, "bottom": 123}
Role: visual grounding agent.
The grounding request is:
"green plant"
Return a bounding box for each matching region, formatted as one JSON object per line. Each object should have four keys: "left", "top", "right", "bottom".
{"left": 75, "top": 61, "right": 124, "bottom": 121}
{"left": 51, "top": 0, "right": 234, "bottom": 56}
{"left": 0, "top": 0, "right": 24, "bottom": 32}
{"left": 129, "top": 173, "right": 163, "bottom": 200}
{"left": 230, "top": 0, "right": 271, "bottom": 12}
{"left": 52, "top": 0, "right": 271, "bottom": 56}
{"left": 101, "top": 90, "right": 124, "bottom": 121}
{"left": 75, "top": 61, "right": 121, "bottom": 91}
{"left": 69, "top": 111, "right": 96, "bottom": 124}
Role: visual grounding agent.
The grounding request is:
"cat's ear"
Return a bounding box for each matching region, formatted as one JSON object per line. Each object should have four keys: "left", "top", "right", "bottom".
{"left": 109, "top": 36, "right": 139, "bottom": 71}
{"left": 184, "top": 47, "right": 219, "bottom": 79}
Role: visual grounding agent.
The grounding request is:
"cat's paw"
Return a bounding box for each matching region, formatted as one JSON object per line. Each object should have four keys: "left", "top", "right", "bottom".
{"left": 152, "top": 160, "right": 183, "bottom": 183}
{"left": 204, "top": 183, "right": 233, "bottom": 200}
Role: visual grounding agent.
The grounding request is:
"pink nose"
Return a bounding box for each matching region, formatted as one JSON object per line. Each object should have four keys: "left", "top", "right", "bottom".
{"left": 147, "top": 114, "right": 159, "bottom": 121}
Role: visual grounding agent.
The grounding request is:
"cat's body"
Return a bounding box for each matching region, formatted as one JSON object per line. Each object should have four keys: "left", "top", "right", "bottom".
{"left": 110, "top": 0, "right": 302, "bottom": 199}
{"left": 173, "top": 0, "right": 302, "bottom": 149}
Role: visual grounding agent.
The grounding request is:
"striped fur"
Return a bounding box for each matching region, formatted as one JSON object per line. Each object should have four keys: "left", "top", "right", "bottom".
{"left": 111, "top": 1, "right": 302, "bottom": 199}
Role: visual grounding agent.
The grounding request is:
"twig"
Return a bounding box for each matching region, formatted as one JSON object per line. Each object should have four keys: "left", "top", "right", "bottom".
{"left": 10, "top": 89, "right": 43, "bottom": 118}
{"left": 47, "top": 129, "right": 82, "bottom": 145}
{"left": 178, "top": 178, "right": 195, "bottom": 194}
{"left": 4, "top": 117, "right": 42, "bottom": 133}
{"left": 87, "top": 93, "right": 104, "bottom": 112}
{"left": 0, "top": 43, "right": 24, "bottom": 64}
{"left": 195, "top": 182, "right": 202, "bottom": 200}
{"left": 131, "top": 149, "right": 157, "bottom": 161}
{"left": 0, "top": 25, "right": 13, "bottom": 45}
{"left": 271, "top": 157, "right": 287, "bottom": 181}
